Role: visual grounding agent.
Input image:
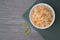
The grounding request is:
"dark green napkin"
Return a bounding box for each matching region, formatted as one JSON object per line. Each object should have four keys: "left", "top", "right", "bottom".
{"left": 23, "top": 0, "right": 60, "bottom": 40}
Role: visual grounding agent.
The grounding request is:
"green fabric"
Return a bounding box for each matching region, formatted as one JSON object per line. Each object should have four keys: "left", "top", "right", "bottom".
{"left": 23, "top": 0, "right": 60, "bottom": 40}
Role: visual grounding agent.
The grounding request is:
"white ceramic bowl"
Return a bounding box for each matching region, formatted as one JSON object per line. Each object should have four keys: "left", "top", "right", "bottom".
{"left": 29, "top": 3, "right": 55, "bottom": 29}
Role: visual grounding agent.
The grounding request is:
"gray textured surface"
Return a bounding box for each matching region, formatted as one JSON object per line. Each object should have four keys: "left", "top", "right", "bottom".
{"left": 0, "top": 0, "right": 44, "bottom": 40}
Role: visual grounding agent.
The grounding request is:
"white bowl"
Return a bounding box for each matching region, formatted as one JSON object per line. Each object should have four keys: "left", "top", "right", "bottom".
{"left": 29, "top": 3, "right": 55, "bottom": 29}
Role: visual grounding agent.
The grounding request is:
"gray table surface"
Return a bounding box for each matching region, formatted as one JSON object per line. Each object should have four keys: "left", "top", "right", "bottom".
{"left": 0, "top": 0, "right": 44, "bottom": 40}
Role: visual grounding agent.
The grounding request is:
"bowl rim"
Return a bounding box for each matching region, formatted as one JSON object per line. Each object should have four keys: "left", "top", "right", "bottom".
{"left": 29, "top": 3, "right": 55, "bottom": 29}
